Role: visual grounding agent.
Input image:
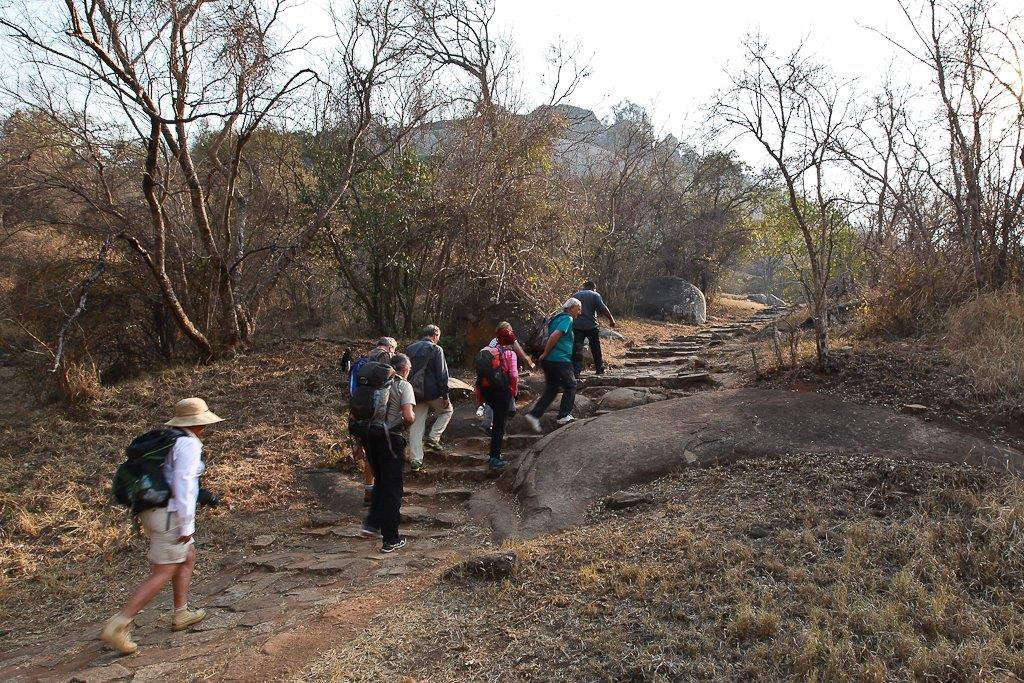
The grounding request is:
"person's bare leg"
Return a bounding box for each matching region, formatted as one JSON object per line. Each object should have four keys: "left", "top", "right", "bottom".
{"left": 120, "top": 563, "right": 178, "bottom": 617}
{"left": 362, "top": 458, "right": 374, "bottom": 486}
{"left": 171, "top": 545, "right": 196, "bottom": 609}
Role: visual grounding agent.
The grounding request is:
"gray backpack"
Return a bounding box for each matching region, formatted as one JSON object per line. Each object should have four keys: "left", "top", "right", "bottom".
{"left": 349, "top": 361, "right": 396, "bottom": 436}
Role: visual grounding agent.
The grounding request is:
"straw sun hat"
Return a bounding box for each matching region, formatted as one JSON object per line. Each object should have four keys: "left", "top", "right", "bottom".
{"left": 165, "top": 397, "right": 225, "bottom": 427}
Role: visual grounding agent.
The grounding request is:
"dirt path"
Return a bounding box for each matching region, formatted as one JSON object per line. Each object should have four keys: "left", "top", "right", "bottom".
{"left": 0, "top": 306, "right": 789, "bottom": 683}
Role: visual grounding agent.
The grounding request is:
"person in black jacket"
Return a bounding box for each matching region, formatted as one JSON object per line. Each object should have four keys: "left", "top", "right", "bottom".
{"left": 405, "top": 325, "right": 453, "bottom": 472}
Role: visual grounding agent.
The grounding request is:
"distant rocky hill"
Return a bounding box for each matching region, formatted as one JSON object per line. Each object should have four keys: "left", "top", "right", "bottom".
{"left": 410, "top": 103, "right": 698, "bottom": 177}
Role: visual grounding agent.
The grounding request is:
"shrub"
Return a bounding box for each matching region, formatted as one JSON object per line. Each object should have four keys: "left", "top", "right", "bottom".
{"left": 946, "top": 290, "right": 1024, "bottom": 394}
{"left": 857, "top": 253, "right": 975, "bottom": 337}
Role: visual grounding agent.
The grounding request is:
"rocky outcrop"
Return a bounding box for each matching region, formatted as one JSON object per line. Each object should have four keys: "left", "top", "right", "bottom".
{"left": 471, "top": 388, "right": 1022, "bottom": 538}
{"left": 635, "top": 276, "right": 707, "bottom": 324}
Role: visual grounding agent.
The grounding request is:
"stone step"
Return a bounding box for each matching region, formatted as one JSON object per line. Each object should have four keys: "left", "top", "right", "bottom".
{"left": 407, "top": 464, "right": 501, "bottom": 484}
{"left": 400, "top": 505, "right": 464, "bottom": 527}
{"left": 404, "top": 486, "right": 476, "bottom": 501}
{"left": 622, "top": 355, "right": 697, "bottom": 367}
{"left": 584, "top": 372, "right": 715, "bottom": 390}
{"left": 463, "top": 434, "right": 544, "bottom": 451}
{"left": 625, "top": 347, "right": 701, "bottom": 358}
{"left": 628, "top": 343, "right": 702, "bottom": 352}
{"left": 424, "top": 448, "right": 489, "bottom": 467}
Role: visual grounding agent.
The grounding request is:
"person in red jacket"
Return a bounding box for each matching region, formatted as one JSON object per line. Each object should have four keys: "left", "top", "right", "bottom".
{"left": 474, "top": 325, "right": 523, "bottom": 470}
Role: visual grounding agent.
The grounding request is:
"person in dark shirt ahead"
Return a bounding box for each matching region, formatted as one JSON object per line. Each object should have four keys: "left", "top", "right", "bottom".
{"left": 571, "top": 280, "right": 616, "bottom": 378}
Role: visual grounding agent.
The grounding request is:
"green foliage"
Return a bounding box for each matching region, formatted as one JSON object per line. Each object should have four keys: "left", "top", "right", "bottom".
{"left": 743, "top": 190, "right": 865, "bottom": 300}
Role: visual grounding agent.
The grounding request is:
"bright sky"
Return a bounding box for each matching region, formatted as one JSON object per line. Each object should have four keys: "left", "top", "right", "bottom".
{"left": 494, "top": 0, "right": 925, "bottom": 140}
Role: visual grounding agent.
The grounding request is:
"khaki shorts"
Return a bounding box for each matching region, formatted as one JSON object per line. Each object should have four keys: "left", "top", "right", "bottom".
{"left": 139, "top": 508, "right": 195, "bottom": 565}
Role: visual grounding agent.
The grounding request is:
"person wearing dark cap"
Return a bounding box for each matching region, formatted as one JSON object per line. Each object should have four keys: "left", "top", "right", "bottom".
{"left": 571, "top": 280, "right": 616, "bottom": 378}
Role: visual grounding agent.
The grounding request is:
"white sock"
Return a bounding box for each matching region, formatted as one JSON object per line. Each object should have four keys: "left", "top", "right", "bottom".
{"left": 174, "top": 603, "right": 188, "bottom": 613}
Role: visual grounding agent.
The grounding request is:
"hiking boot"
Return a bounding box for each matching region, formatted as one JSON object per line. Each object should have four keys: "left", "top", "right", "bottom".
{"left": 409, "top": 461, "right": 426, "bottom": 474}
{"left": 171, "top": 607, "right": 206, "bottom": 631}
{"left": 381, "top": 537, "right": 407, "bottom": 553}
{"left": 524, "top": 414, "right": 542, "bottom": 433}
{"left": 555, "top": 415, "right": 576, "bottom": 426}
{"left": 360, "top": 524, "right": 383, "bottom": 539}
{"left": 595, "top": 368, "right": 606, "bottom": 375}
{"left": 100, "top": 614, "right": 137, "bottom": 654}
{"left": 489, "top": 457, "right": 510, "bottom": 470}
{"left": 423, "top": 437, "right": 445, "bottom": 453}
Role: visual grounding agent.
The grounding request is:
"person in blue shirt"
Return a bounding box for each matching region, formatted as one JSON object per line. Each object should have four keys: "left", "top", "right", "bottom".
{"left": 571, "top": 280, "right": 616, "bottom": 378}
{"left": 524, "top": 298, "right": 582, "bottom": 432}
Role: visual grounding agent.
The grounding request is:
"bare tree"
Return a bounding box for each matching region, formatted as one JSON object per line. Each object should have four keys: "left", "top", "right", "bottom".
{"left": 716, "top": 38, "right": 854, "bottom": 370}
{"left": 0, "top": 0, "right": 318, "bottom": 359}
{"left": 866, "top": 0, "right": 1024, "bottom": 289}
{"left": 1, "top": 0, "right": 435, "bottom": 368}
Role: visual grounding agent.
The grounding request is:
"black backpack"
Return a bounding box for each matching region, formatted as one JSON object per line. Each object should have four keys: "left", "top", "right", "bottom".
{"left": 531, "top": 311, "right": 569, "bottom": 356}
{"left": 475, "top": 346, "right": 509, "bottom": 392}
{"left": 349, "top": 361, "right": 396, "bottom": 437}
{"left": 112, "top": 428, "right": 186, "bottom": 514}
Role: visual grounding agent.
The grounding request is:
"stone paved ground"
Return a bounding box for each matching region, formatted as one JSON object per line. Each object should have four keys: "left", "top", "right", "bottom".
{"left": 0, "top": 304, "right": 789, "bottom": 682}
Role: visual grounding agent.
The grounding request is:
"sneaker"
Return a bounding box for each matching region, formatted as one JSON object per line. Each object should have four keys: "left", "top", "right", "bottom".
{"left": 100, "top": 614, "right": 137, "bottom": 654}
{"left": 489, "top": 457, "right": 510, "bottom": 470}
{"left": 360, "top": 524, "right": 382, "bottom": 539}
{"left": 423, "top": 437, "right": 445, "bottom": 453}
{"left": 409, "top": 461, "right": 426, "bottom": 473}
{"left": 524, "top": 414, "right": 542, "bottom": 433}
{"left": 556, "top": 415, "right": 576, "bottom": 426}
{"left": 171, "top": 607, "right": 206, "bottom": 631}
{"left": 381, "top": 537, "right": 407, "bottom": 553}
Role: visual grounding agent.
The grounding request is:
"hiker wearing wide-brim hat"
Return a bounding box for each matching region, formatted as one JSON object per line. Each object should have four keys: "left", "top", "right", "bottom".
{"left": 165, "top": 397, "right": 224, "bottom": 427}
{"left": 101, "top": 397, "right": 223, "bottom": 655}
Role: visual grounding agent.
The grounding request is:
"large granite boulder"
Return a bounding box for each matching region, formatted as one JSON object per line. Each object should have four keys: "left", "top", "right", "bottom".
{"left": 635, "top": 276, "right": 707, "bottom": 324}
{"left": 470, "top": 388, "right": 1022, "bottom": 539}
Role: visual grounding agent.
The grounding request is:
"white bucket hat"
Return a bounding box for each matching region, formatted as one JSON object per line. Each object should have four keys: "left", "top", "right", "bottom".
{"left": 165, "top": 397, "right": 224, "bottom": 427}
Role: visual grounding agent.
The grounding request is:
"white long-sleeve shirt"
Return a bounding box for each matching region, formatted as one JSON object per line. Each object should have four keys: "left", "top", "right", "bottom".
{"left": 164, "top": 432, "right": 205, "bottom": 537}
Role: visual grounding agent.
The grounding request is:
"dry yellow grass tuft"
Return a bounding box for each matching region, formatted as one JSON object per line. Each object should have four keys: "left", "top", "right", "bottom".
{"left": 946, "top": 290, "right": 1024, "bottom": 395}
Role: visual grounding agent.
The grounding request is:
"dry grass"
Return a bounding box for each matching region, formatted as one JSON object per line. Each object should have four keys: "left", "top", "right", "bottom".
{"left": 313, "top": 456, "right": 1024, "bottom": 682}
{"left": 856, "top": 254, "right": 976, "bottom": 337}
{"left": 712, "top": 293, "right": 766, "bottom": 319}
{"left": 946, "top": 291, "right": 1024, "bottom": 395}
{"left": 0, "top": 339, "right": 361, "bottom": 644}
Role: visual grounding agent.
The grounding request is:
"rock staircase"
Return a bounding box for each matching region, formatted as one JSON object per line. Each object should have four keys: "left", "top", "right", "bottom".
{"left": 581, "top": 306, "right": 792, "bottom": 394}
